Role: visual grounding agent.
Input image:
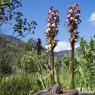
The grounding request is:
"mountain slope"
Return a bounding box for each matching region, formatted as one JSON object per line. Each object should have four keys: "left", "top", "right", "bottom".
{"left": 0, "top": 34, "right": 24, "bottom": 48}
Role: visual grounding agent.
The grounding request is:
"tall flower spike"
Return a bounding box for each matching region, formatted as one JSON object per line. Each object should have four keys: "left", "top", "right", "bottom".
{"left": 65, "top": 3, "right": 81, "bottom": 89}
{"left": 45, "top": 6, "right": 59, "bottom": 52}
{"left": 66, "top": 3, "right": 81, "bottom": 43}
{"left": 45, "top": 6, "right": 59, "bottom": 84}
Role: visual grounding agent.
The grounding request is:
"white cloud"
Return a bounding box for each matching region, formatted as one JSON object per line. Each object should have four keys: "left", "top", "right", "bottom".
{"left": 89, "top": 12, "right": 95, "bottom": 25}
{"left": 45, "top": 41, "right": 79, "bottom": 52}
{"left": 54, "top": 41, "right": 71, "bottom": 52}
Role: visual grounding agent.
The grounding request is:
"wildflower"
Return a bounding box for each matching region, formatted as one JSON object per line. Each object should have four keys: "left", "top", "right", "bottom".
{"left": 66, "top": 3, "right": 81, "bottom": 43}
{"left": 65, "top": 3, "right": 81, "bottom": 89}
{"left": 45, "top": 6, "right": 59, "bottom": 51}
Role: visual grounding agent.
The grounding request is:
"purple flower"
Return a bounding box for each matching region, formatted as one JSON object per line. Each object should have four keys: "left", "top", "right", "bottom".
{"left": 66, "top": 3, "right": 81, "bottom": 43}
{"left": 45, "top": 6, "right": 59, "bottom": 51}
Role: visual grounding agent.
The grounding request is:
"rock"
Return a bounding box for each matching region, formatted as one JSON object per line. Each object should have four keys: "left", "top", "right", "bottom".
{"left": 29, "top": 83, "right": 79, "bottom": 95}
{"left": 30, "top": 88, "right": 51, "bottom": 95}
{"left": 63, "top": 89, "right": 78, "bottom": 95}
{"left": 29, "top": 83, "right": 62, "bottom": 95}
{"left": 50, "top": 83, "right": 62, "bottom": 94}
{"left": 79, "top": 92, "right": 95, "bottom": 95}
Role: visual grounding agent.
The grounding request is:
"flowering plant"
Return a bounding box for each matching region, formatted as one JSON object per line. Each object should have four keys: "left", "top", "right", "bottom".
{"left": 66, "top": 3, "right": 81, "bottom": 43}
{"left": 45, "top": 6, "right": 59, "bottom": 51}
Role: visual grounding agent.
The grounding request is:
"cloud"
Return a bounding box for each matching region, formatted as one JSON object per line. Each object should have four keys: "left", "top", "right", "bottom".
{"left": 89, "top": 12, "right": 95, "bottom": 25}
{"left": 45, "top": 41, "right": 79, "bottom": 52}
{"left": 54, "top": 41, "right": 71, "bottom": 52}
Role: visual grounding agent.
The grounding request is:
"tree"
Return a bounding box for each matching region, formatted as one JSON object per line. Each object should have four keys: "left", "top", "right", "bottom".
{"left": 45, "top": 6, "right": 59, "bottom": 84}
{"left": 66, "top": 3, "right": 81, "bottom": 89}
{"left": 0, "top": 0, "right": 37, "bottom": 38}
{"left": 13, "top": 13, "right": 37, "bottom": 37}
{"left": 0, "top": 0, "right": 21, "bottom": 26}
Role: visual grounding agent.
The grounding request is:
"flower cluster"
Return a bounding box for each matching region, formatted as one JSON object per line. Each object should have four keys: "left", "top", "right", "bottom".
{"left": 45, "top": 6, "right": 59, "bottom": 51}
{"left": 66, "top": 3, "right": 81, "bottom": 43}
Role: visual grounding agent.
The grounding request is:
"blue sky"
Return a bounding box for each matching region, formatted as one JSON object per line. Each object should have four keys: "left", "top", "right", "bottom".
{"left": 3, "top": 0, "right": 95, "bottom": 51}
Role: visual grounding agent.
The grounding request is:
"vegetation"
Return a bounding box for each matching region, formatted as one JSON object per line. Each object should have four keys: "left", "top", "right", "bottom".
{"left": 0, "top": 33, "right": 95, "bottom": 94}
{"left": 0, "top": 0, "right": 95, "bottom": 95}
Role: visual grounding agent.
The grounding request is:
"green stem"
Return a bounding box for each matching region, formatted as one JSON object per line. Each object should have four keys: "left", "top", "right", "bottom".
{"left": 50, "top": 49, "right": 55, "bottom": 85}
{"left": 55, "top": 66, "right": 59, "bottom": 83}
{"left": 69, "top": 41, "right": 75, "bottom": 89}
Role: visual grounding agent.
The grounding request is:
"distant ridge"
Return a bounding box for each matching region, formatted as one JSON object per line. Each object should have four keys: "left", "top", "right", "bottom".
{"left": 54, "top": 48, "right": 80, "bottom": 57}
{"left": 0, "top": 34, "right": 24, "bottom": 48}
{"left": 0, "top": 34, "right": 80, "bottom": 57}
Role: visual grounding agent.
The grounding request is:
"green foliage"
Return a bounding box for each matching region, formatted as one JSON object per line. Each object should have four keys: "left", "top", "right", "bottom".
{"left": 0, "top": 0, "right": 21, "bottom": 27}
{"left": 60, "top": 63, "right": 70, "bottom": 89}
{"left": 75, "top": 37, "right": 95, "bottom": 91}
{"left": 0, "top": 74, "right": 40, "bottom": 95}
{"left": 0, "top": 32, "right": 95, "bottom": 94}
{"left": 24, "top": 38, "right": 36, "bottom": 51}
{"left": 57, "top": 36, "right": 95, "bottom": 91}
{"left": 20, "top": 49, "right": 51, "bottom": 89}
{"left": 0, "top": 35, "right": 23, "bottom": 74}
{"left": 20, "top": 49, "right": 38, "bottom": 73}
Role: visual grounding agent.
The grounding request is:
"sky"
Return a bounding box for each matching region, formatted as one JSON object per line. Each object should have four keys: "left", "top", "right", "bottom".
{"left": 4, "top": 0, "right": 95, "bottom": 52}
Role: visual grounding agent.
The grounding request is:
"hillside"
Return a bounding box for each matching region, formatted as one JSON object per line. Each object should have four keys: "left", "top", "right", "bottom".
{"left": 0, "top": 34, "right": 24, "bottom": 48}
{"left": 0, "top": 34, "right": 80, "bottom": 57}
